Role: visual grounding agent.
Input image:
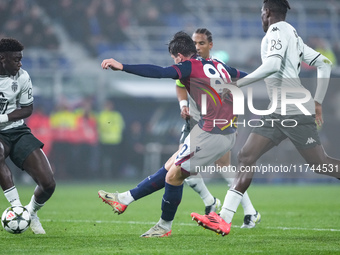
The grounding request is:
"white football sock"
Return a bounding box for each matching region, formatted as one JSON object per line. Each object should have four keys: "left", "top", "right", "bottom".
{"left": 158, "top": 218, "right": 172, "bottom": 231}
{"left": 224, "top": 177, "right": 234, "bottom": 188}
{"left": 224, "top": 178, "right": 256, "bottom": 215}
{"left": 240, "top": 191, "right": 256, "bottom": 215}
{"left": 220, "top": 189, "right": 243, "bottom": 223}
{"left": 4, "top": 186, "right": 21, "bottom": 206}
{"left": 27, "top": 195, "right": 44, "bottom": 214}
{"left": 118, "top": 191, "right": 134, "bottom": 205}
{"left": 185, "top": 174, "right": 214, "bottom": 206}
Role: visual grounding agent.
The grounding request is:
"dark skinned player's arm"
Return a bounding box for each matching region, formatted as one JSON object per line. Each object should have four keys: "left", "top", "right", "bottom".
{"left": 7, "top": 104, "right": 33, "bottom": 121}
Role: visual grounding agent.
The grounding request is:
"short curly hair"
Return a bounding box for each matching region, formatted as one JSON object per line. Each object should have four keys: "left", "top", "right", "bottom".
{"left": 263, "top": 0, "right": 291, "bottom": 17}
{"left": 0, "top": 38, "right": 24, "bottom": 52}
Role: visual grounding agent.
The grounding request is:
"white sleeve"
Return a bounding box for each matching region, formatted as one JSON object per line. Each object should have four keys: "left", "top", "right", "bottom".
{"left": 236, "top": 56, "right": 281, "bottom": 87}
{"left": 19, "top": 71, "right": 34, "bottom": 106}
{"left": 303, "top": 44, "right": 332, "bottom": 104}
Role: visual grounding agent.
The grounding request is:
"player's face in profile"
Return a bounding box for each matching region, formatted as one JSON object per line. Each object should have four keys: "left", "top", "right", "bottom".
{"left": 1, "top": 51, "right": 22, "bottom": 76}
{"left": 192, "top": 33, "right": 212, "bottom": 59}
{"left": 261, "top": 6, "right": 269, "bottom": 33}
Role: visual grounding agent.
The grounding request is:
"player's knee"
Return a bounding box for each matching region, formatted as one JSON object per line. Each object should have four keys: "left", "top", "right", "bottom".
{"left": 165, "top": 170, "right": 176, "bottom": 183}
{"left": 0, "top": 143, "right": 6, "bottom": 162}
{"left": 164, "top": 157, "right": 174, "bottom": 170}
{"left": 165, "top": 166, "right": 188, "bottom": 185}
{"left": 237, "top": 149, "right": 256, "bottom": 166}
{"left": 40, "top": 178, "right": 56, "bottom": 196}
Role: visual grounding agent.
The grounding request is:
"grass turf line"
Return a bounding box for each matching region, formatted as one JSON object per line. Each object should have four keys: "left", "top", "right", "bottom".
{"left": 0, "top": 182, "right": 339, "bottom": 254}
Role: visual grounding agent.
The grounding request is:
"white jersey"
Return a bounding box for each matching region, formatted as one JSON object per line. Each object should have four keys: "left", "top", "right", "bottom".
{"left": 262, "top": 21, "right": 321, "bottom": 115}
{"left": 0, "top": 68, "right": 33, "bottom": 130}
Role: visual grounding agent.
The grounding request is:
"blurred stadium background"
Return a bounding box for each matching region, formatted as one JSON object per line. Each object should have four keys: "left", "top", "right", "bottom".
{"left": 1, "top": 0, "right": 340, "bottom": 184}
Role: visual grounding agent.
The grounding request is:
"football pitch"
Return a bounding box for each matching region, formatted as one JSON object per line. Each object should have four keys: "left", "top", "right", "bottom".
{"left": 0, "top": 181, "right": 339, "bottom": 254}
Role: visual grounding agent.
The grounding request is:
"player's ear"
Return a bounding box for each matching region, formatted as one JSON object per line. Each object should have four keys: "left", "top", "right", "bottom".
{"left": 178, "top": 53, "right": 185, "bottom": 61}
{"left": 209, "top": 42, "right": 213, "bottom": 51}
{"left": 264, "top": 8, "right": 270, "bottom": 18}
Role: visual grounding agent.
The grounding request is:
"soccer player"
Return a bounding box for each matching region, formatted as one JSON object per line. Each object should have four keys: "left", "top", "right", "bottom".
{"left": 99, "top": 28, "right": 260, "bottom": 229}
{"left": 100, "top": 31, "right": 246, "bottom": 237}
{"left": 0, "top": 38, "right": 56, "bottom": 234}
{"left": 178, "top": 28, "right": 260, "bottom": 226}
{"left": 191, "top": 0, "right": 339, "bottom": 236}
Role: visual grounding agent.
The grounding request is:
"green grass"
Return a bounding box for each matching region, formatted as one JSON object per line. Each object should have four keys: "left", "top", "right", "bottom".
{"left": 0, "top": 182, "right": 340, "bottom": 254}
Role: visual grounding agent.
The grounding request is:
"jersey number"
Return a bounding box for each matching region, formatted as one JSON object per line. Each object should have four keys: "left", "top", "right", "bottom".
{"left": 202, "top": 63, "right": 231, "bottom": 92}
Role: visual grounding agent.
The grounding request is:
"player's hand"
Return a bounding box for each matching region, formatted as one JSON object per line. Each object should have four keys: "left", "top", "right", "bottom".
{"left": 315, "top": 101, "right": 323, "bottom": 128}
{"left": 101, "top": 58, "right": 123, "bottom": 71}
{"left": 180, "top": 106, "right": 190, "bottom": 120}
{"left": 221, "top": 88, "right": 233, "bottom": 103}
{"left": 230, "top": 81, "right": 238, "bottom": 87}
{"left": 0, "top": 114, "right": 8, "bottom": 123}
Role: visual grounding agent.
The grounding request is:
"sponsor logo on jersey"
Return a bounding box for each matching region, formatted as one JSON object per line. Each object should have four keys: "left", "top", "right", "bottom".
{"left": 272, "top": 27, "right": 279, "bottom": 32}
{"left": 11, "top": 82, "right": 18, "bottom": 92}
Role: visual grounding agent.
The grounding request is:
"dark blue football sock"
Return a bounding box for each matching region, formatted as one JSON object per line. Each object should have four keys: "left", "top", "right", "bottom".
{"left": 130, "top": 166, "right": 167, "bottom": 201}
{"left": 161, "top": 182, "right": 184, "bottom": 221}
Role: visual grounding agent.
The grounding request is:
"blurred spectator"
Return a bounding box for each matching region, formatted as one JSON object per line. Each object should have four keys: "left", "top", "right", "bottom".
{"left": 133, "top": 0, "right": 154, "bottom": 22}
{"left": 26, "top": 104, "right": 53, "bottom": 157}
{"left": 332, "top": 41, "right": 340, "bottom": 68}
{"left": 117, "top": 0, "right": 135, "bottom": 30}
{"left": 22, "top": 5, "right": 45, "bottom": 48}
{"left": 2, "top": 0, "right": 25, "bottom": 41}
{"left": 123, "top": 121, "right": 145, "bottom": 178}
{"left": 138, "top": 6, "right": 164, "bottom": 27}
{"left": 49, "top": 102, "right": 78, "bottom": 179}
{"left": 97, "top": 0, "right": 128, "bottom": 45}
{"left": 308, "top": 37, "right": 337, "bottom": 67}
{"left": 1, "top": 1, "right": 60, "bottom": 50}
{"left": 0, "top": 1, "right": 11, "bottom": 33}
{"left": 97, "top": 99, "right": 125, "bottom": 179}
{"left": 41, "top": 26, "right": 60, "bottom": 50}
{"left": 59, "top": 0, "right": 91, "bottom": 52}
{"left": 73, "top": 99, "right": 99, "bottom": 178}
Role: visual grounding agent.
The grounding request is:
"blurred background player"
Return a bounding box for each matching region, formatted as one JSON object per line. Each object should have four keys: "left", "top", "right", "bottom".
{"left": 0, "top": 38, "right": 56, "bottom": 234}
{"left": 192, "top": 0, "right": 339, "bottom": 236}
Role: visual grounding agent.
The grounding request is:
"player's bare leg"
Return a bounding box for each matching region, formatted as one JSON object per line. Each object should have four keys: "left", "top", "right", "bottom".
{"left": 218, "top": 134, "right": 274, "bottom": 228}
{"left": 298, "top": 145, "right": 340, "bottom": 178}
{"left": 0, "top": 141, "right": 22, "bottom": 206}
{"left": 23, "top": 148, "right": 56, "bottom": 234}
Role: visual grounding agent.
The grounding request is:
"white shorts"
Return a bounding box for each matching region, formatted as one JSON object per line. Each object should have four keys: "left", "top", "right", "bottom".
{"left": 175, "top": 124, "right": 236, "bottom": 174}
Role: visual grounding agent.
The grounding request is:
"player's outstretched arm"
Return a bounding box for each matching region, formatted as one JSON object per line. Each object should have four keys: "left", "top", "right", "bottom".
{"left": 236, "top": 57, "right": 281, "bottom": 87}
{"left": 101, "top": 58, "right": 123, "bottom": 71}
